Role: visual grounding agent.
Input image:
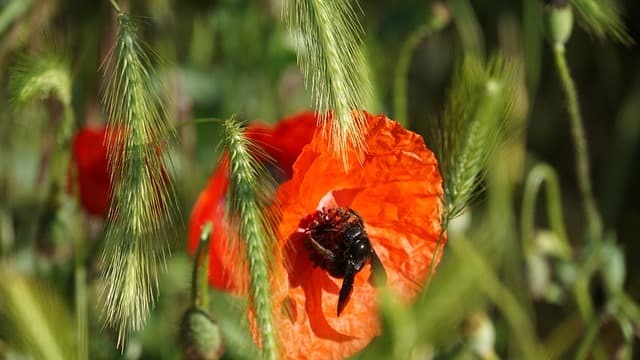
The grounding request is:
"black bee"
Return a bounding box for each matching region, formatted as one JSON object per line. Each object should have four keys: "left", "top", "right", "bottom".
{"left": 304, "top": 207, "right": 387, "bottom": 316}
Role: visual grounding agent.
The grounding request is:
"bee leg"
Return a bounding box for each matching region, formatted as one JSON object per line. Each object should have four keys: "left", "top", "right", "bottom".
{"left": 308, "top": 236, "right": 335, "bottom": 261}
{"left": 337, "top": 262, "right": 356, "bottom": 316}
{"left": 368, "top": 249, "right": 387, "bottom": 286}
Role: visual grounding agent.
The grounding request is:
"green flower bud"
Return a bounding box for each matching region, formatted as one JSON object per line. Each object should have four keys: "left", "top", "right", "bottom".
{"left": 544, "top": 0, "right": 574, "bottom": 47}
{"left": 179, "top": 307, "right": 223, "bottom": 360}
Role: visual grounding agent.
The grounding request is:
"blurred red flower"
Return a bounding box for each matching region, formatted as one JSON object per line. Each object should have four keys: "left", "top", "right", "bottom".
{"left": 187, "top": 112, "right": 318, "bottom": 291}
{"left": 71, "top": 126, "right": 111, "bottom": 216}
{"left": 266, "top": 112, "right": 444, "bottom": 359}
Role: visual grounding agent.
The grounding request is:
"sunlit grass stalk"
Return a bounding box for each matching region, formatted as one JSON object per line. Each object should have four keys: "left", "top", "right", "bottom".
{"left": 283, "top": 0, "right": 372, "bottom": 165}
{"left": 0, "top": 266, "right": 75, "bottom": 360}
{"left": 100, "top": 8, "right": 179, "bottom": 346}
{"left": 552, "top": 44, "right": 603, "bottom": 244}
{"left": 223, "top": 116, "right": 278, "bottom": 359}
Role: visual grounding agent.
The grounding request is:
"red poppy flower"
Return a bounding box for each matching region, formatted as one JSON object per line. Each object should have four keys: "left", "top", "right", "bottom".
{"left": 71, "top": 126, "right": 111, "bottom": 216}
{"left": 265, "top": 111, "right": 444, "bottom": 359}
{"left": 187, "top": 112, "right": 318, "bottom": 291}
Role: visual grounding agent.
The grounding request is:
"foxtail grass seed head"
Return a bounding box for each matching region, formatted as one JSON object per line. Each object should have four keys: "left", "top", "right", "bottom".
{"left": 222, "top": 116, "right": 278, "bottom": 359}
{"left": 283, "top": 0, "right": 373, "bottom": 166}
{"left": 99, "top": 10, "right": 179, "bottom": 347}
{"left": 9, "top": 52, "right": 71, "bottom": 108}
{"left": 427, "top": 56, "right": 516, "bottom": 220}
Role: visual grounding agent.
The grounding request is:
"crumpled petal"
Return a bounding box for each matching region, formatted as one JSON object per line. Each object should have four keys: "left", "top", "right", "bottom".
{"left": 267, "top": 111, "right": 444, "bottom": 359}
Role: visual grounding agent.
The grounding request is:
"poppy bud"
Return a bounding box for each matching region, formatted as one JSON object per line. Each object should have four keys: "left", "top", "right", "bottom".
{"left": 543, "top": 0, "right": 573, "bottom": 47}
{"left": 179, "top": 307, "right": 223, "bottom": 360}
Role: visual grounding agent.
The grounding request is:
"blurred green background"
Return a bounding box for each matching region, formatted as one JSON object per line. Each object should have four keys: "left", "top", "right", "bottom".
{"left": 0, "top": 0, "right": 639, "bottom": 358}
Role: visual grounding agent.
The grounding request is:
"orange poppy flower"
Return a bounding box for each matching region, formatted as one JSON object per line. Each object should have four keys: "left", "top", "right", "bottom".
{"left": 187, "top": 112, "right": 318, "bottom": 291}
{"left": 266, "top": 111, "right": 444, "bottom": 359}
{"left": 71, "top": 126, "right": 111, "bottom": 216}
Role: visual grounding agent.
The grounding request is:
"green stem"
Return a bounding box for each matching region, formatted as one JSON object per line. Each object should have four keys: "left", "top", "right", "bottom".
{"left": 542, "top": 311, "right": 582, "bottom": 358}
{"left": 575, "top": 313, "right": 605, "bottom": 360}
{"left": 75, "top": 263, "right": 88, "bottom": 360}
{"left": 420, "top": 216, "right": 448, "bottom": 299}
{"left": 449, "top": 0, "right": 485, "bottom": 59}
{"left": 71, "top": 168, "right": 87, "bottom": 360}
{"left": 393, "top": 13, "right": 449, "bottom": 126}
{"left": 552, "top": 44, "right": 603, "bottom": 244}
{"left": 109, "top": 0, "right": 121, "bottom": 12}
{"left": 192, "top": 222, "right": 212, "bottom": 308}
{"left": 521, "top": 163, "right": 571, "bottom": 258}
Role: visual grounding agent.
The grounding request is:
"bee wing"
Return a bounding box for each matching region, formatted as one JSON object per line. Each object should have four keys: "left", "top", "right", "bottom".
{"left": 369, "top": 249, "right": 387, "bottom": 287}
{"left": 308, "top": 236, "right": 335, "bottom": 261}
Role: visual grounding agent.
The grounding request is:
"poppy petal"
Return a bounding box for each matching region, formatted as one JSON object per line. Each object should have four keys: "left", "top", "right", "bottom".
{"left": 268, "top": 112, "right": 444, "bottom": 359}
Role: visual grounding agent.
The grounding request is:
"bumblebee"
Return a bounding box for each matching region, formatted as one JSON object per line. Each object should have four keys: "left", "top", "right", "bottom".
{"left": 304, "top": 207, "right": 386, "bottom": 316}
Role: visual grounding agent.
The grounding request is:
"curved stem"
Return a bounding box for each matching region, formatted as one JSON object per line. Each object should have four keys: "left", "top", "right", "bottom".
{"left": 393, "top": 28, "right": 436, "bottom": 126}
{"left": 521, "top": 163, "right": 571, "bottom": 258}
{"left": 393, "top": 7, "right": 450, "bottom": 126}
{"left": 552, "top": 44, "right": 603, "bottom": 244}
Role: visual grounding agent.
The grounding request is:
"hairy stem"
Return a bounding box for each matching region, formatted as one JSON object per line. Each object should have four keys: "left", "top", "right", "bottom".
{"left": 421, "top": 216, "right": 448, "bottom": 298}
{"left": 552, "top": 44, "right": 602, "bottom": 244}
{"left": 192, "top": 222, "right": 212, "bottom": 308}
